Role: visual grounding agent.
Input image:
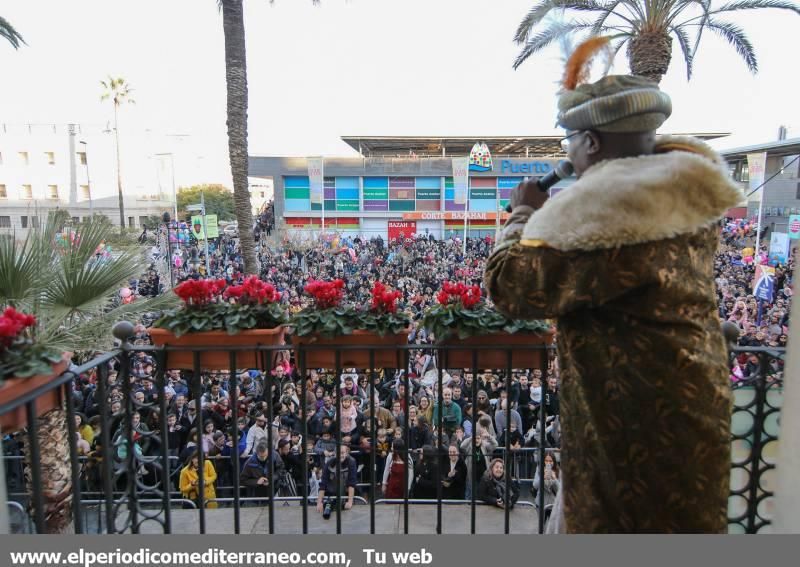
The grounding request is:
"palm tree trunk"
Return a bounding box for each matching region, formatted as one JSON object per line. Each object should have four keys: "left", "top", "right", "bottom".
{"left": 23, "top": 408, "right": 73, "bottom": 533}
{"left": 627, "top": 32, "right": 672, "bottom": 84}
{"left": 222, "top": 0, "right": 258, "bottom": 275}
{"left": 114, "top": 104, "right": 126, "bottom": 232}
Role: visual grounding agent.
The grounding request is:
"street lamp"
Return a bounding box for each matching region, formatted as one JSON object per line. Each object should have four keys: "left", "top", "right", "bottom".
{"left": 78, "top": 141, "right": 94, "bottom": 213}
{"left": 162, "top": 212, "right": 175, "bottom": 288}
{"left": 155, "top": 152, "right": 178, "bottom": 221}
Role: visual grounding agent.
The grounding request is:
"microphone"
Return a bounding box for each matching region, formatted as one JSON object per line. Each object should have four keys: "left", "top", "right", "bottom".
{"left": 504, "top": 160, "right": 574, "bottom": 213}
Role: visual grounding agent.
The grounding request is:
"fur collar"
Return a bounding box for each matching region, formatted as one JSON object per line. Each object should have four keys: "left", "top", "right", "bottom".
{"left": 521, "top": 135, "right": 744, "bottom": 251}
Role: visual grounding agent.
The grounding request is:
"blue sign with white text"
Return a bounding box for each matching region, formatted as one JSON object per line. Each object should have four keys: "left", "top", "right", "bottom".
{"left": 500, "top": 160, "right": 552, "bottom": 174}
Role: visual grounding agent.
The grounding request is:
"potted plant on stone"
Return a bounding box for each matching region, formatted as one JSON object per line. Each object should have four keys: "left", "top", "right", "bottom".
{"left": 0, "top": 214, "right": 169, "bottom": 533}
{"left": 150, "top": 275, "right": 288, "bottom": 370}
{"left": 422, "top": 281, "right": 553, "bottom": 369}
{"left": 291, "top": 280, "right": 411, "bottom": 368}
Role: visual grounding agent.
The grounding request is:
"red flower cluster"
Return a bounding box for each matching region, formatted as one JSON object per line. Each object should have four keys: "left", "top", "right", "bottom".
{"left": 173, "top": 279, "right": 227, "bottom": 306}
{"left": 436, "top": 281, "right": 482, "bottom": 309}
{"left": 370, "top": 282, "right": 402, "bottom": 314}
{"left": 304, "top": 279, "right": 345, "bottom": 309}
{"left": 224, "top": 276, "right": 280, "bottom": 305}
{"left": 0, "top": 307, "right": 37, "bottom": 345}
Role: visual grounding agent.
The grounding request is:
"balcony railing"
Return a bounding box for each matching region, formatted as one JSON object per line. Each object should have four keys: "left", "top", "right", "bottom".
{"left": 0, "top": 327, "right": 785, "bottom": 534}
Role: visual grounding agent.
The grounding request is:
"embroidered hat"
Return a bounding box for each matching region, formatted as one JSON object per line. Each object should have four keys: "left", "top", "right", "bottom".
{"left": 557, "top": 37, "right": 672, "bottom": 133}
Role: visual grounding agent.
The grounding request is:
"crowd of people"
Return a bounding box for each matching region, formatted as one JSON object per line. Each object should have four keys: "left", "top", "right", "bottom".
{"left": 3, "top": 210, "right": 791, "bottom": 524}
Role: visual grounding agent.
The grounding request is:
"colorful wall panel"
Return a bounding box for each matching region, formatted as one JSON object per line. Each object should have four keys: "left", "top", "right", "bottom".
{"left": 284, "top": 176, "right": 311, "bottom": 211}
{"left": 285, "top": 217, "right": 359, "bottom": 229}
{"left": 363, "top": 177, "right": 389, "bottom": 211}
{"left": 498, "top": 176, "right": 522, "bottom": 209}
{"left": 444, "top": 177, "right": 466, "bottom": 211}
{"left": 469, "top": 177, "right": 497, "bottom": 212}
{"left": 415, "top": 177, "right": 441, "bottom": 211}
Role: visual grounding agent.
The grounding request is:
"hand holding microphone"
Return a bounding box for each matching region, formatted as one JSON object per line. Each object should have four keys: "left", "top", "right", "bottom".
{"left": 505, "top": 160, "right": 574, "bottom": 213}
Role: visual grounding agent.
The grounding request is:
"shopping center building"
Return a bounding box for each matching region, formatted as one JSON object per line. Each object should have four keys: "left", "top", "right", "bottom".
{"left": 250, "top": 134, "right": 725, "bottom": 240}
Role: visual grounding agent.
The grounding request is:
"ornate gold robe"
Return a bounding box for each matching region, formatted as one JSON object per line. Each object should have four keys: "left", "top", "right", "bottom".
{"left": 485, "top": 136, "right": 743, "bottom": 533}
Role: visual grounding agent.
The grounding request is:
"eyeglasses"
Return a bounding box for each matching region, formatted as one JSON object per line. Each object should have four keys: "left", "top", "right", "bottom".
{"left": 559, "top": 130, "right": 585, "bottom": 152}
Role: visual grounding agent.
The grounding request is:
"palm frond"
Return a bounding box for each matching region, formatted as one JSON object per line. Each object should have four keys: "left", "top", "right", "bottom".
{"left": 699, "top": 19, "right": 757, "bottom": 73}
{"left": 671, "top": 24, "right": 694, "bottom": 80}
{"left": 514, "top": 1, "right": 626, "bottom": 44}
{"left": 513, "top": 20, "right": 597, "bottom": 69}
{"left": 44, "top": 293, "right": 177, "bottom": 352}
{"left": 711, "top": 0, "right": 800, "bottom": 16}
{"left": 1, "top": 216, "right": 153, "bottom": 353}
{"left": 0, "top": 15, "right": 25, "bottom": 49}
{"left": 515, "top": 1, "right": 561, "bottom": 44}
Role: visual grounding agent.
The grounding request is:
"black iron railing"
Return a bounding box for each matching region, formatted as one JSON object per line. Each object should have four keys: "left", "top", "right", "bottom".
{"left": 0, "top": 327, "right": 785, "bottom": 534}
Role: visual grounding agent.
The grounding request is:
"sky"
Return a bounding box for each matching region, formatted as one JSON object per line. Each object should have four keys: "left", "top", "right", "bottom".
{"left": 2, "top": 0, "right": 799, "bottom": 187}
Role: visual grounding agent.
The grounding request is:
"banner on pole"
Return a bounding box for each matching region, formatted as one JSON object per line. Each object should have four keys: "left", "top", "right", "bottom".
{"left": 769, "top": 231, "right": 790, "bottom": 265}
{"left": 191, "top": 215, "right": 206, "bottom": 240}
{"left": 307, "top": 157, "right": 324, "bottom": 205}
{"left": 205, "top": 214, "right": 219, "bottom": 239}
{"left": 788, "top": 214, "right": 800, "bottom": 239}
{"left": 747, "top": 152, "right": 767, "bottom": 195}
{"left": 752, "top": 265, "right": 775, "bottom": 302}
{"left": 452, "top": 157, "right": 469, "bottom": 205}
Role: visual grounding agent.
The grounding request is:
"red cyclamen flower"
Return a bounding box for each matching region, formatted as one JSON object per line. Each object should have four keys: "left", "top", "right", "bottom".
{"left": 174, "top": 279, "right": 227, "bottom": 306}
{"left": 370, "top": 282, "right": 401, "bottom": 314}
{"left": 225, "top": 276, "right": 279, "bottom": 304}
{"left": 304, "top": 279, "right": 345, "bottom": 309}
{"left": 0, "top": 307, "right": 37, "bottom": 346}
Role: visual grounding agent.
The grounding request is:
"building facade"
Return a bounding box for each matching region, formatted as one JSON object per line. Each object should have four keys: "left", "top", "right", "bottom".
{"left": 721, "top": 137, "right": 800, "bottom": 235}
{"left": 0, "top": 123, "right": 190, "bottom": 237}
{"left": 250, "top": 136, "right": 576, "bottom": 240}
{"left": 251, "top": 134, "right": 725, "bottom": 240}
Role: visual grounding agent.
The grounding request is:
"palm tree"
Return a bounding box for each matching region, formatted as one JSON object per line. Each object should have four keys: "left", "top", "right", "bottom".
{"left": 0, "top": 15, "right": 24, "bottom": 48}
{"left": 0, "top": 216, "right": 174, "bottom": 533}
{"left": 100, "top": 77, "right": 135, "bottom": 232}
{"left": 217, "top": 0, "right": 319, "bottom": 275}
{"left": 513, "top": 1, "right": 800, "bottom": 83}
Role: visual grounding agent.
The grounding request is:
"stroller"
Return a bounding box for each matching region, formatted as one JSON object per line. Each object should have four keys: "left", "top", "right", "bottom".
{"left": 275, "top": 469, "right": 298, "bottom": 497}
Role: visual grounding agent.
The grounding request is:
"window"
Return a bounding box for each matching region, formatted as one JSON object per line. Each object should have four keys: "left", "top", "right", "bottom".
{"left": 22, "top": 184, "right": 33, "bottom": 199}
{"left": 31, "top": 216, "right": 40, "bottom": 228}
{"left": 18, "top": 152, "right": 29, "bottom": 166}
{"left": 72, "top": 217, "right": 79, "bottom": 224}
{"left": 45, "top": 152, "right": 55, "bottom": 165}
{"left": 0, "top": 184, "right": 6, "bottom": 198}
{"left": 21, "top": 216, "right": 28, "bottom": 229}
{"left": 128, "top": 216, "right": 135, "bottom": 228}
{"left": 77, "top": 152, "right": 87, "bottom": 165}
{"left": 0, "top": 216, "right": 11, "bottom": 228}
{"left": 48, "top": 185, "right": 59, "bottom": 199}
{"left": 80, "top": 184, "right": 91, "bottom": 200}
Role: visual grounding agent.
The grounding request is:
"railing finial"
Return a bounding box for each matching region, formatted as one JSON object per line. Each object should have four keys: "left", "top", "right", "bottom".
{"left": 112, "top": 321, "right": 135, "bottom": 342}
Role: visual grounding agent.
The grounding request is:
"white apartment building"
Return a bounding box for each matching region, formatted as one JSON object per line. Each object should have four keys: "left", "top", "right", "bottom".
{"left": 0, "top": 123, "right": 184, "bottom": 236}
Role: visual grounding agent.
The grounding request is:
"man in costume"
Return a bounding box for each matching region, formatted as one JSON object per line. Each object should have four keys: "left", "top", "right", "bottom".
{"left": 484, "top": 37, "right": 743, "bottom": 533}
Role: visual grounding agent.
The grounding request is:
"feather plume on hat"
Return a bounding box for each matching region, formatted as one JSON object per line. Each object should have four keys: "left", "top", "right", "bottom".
{"left": 562, "top": 36, "right": 612, "bottom": 91}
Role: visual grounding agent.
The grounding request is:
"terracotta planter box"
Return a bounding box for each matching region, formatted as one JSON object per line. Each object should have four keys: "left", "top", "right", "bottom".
{"left": 149, "top": 327, "right": 286, "bottom": 371}
{"left": 0, "top": 352, "right": 72, "bottom": 433}
{"left": 292, "top": 330, "right": 410, "bottom": 369}
{"left": 439, "top": 331, "right": 554, "bottom": 370}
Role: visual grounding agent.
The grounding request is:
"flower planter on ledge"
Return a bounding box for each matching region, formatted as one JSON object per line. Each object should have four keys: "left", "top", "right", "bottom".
{"left": 439, "top": 331, "right": 554, "bottom": 370}
{"left": 149, "top": 328, "right": 286, "bottom": 371}
{"left": 0, "top": 352, "right": 72, "bottom": 433}
{"left": 292, "top": 329, "right": 410, "bottom": 369}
